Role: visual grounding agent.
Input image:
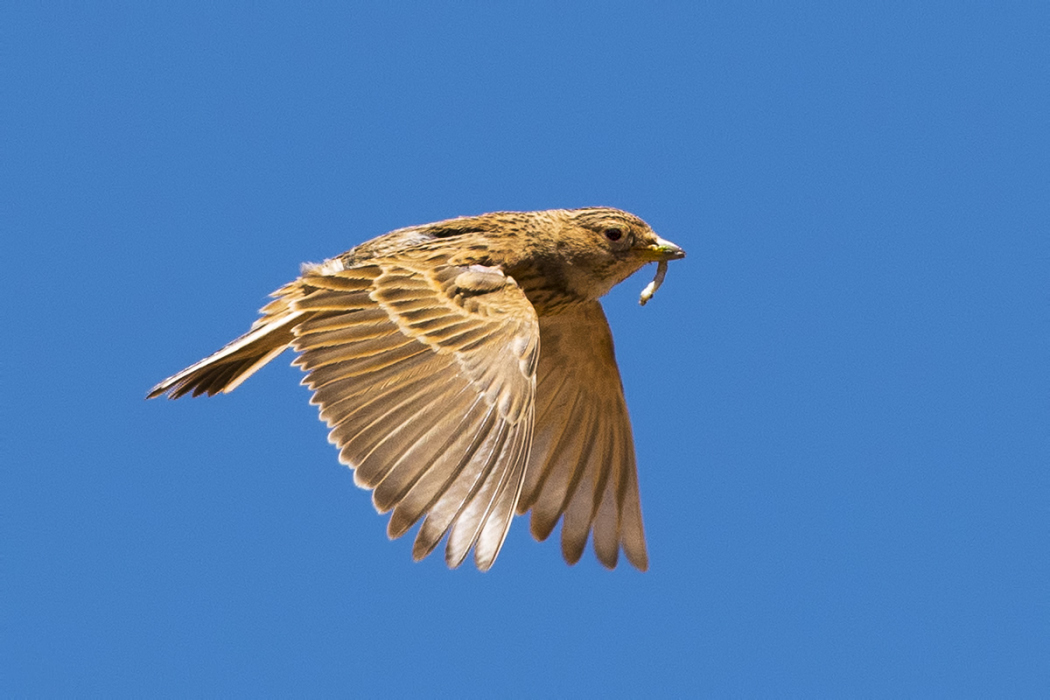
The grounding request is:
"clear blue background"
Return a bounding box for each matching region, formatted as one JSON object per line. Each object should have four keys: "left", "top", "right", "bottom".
{"left": 5, "top": 3, "right": 1047, "bottom": 696}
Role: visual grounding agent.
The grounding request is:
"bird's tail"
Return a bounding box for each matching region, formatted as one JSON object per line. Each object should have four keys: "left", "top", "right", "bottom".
{"left": 147, "top": 283, "right": 306, "bottom": 399}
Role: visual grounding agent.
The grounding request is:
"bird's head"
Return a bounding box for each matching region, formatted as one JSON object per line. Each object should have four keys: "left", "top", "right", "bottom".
{"left": 546, "top": 207, "right": 685, "bottom": 300}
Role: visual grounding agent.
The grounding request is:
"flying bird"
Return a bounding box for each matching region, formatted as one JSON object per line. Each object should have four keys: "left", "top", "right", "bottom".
{"left": 149, "top": 207, "right": 685, "bottom": 571}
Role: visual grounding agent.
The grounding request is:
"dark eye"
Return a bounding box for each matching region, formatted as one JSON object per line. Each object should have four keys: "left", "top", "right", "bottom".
{"left": 604, "top": 227, "right": 624, "bottom": 242}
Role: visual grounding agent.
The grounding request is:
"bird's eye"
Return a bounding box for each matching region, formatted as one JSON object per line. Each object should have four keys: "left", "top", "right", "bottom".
{"left": 604, "top": 227, "right": 624, "bottom": 242}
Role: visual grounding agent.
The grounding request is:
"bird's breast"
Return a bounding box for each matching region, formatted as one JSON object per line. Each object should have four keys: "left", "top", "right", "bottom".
{"left": 507, "top": 261, "right": 591, "bottom": 316}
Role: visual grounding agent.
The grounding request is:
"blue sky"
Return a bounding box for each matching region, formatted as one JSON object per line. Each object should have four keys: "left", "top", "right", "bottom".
{"left": 5, "top": 3, "right": 1047, "bottom": 696}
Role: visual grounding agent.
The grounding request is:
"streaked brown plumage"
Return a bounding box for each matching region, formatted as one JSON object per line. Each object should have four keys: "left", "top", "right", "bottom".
{"left": 149, "top": 207, "right": 685, "bottom": 571}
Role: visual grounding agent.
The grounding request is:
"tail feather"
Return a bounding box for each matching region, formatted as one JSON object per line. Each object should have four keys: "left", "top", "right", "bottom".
{"left": 147, "top": 310, "right": 305, "bottom": 399}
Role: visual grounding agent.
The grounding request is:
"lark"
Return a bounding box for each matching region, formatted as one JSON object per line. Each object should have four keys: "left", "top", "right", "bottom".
{"left": 149, "top": 207, "right": 685, "bottom": 571}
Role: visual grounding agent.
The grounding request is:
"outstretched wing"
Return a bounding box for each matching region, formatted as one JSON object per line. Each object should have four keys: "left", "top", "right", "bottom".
{"left": 292, "top": 257, "right": 539, "bottom": 571}
{"left": 517, "top": 301, "right": 648, "bottom": 571}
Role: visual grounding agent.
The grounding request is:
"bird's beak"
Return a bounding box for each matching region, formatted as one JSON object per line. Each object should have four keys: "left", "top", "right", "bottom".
{"left": 640, "top": 235, "right": 686, "bottom": 262}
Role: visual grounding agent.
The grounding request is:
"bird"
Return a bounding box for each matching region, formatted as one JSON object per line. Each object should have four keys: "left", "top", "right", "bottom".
{"left": 148, "top": 207, "right": 685, "bottom": 571}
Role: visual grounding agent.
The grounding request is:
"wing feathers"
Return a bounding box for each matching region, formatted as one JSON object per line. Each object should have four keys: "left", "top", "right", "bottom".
{"left": 151, "top": 257, "right": 650, "bottom": 572}
{"left": 444, "top": 420, "right": 512, "bottom": 568}
{"left": 411, "top": 406, "right": 501, "bottom": 561}
{"left": 348, "top": 376, "right": 470, "bottom": 489}
{"left": 388, "top": 398, "right": 495, "bottom": 539}
{"left": 371, "top": 387, "right": 481, "bottom": 513}
{"left": 561, "top": 417, "right": 613, "bottom": 565}
{"left": 292, "top": 260, "right": 539, "bottom": 570}
{"left": 521, "top": 302, "right": 649, "bottom": 570}
{"left": 473, "top": 408, "right": 533, "bottom": 569}
{"left": 517, "top": 364, "right": 576, "bottom": 512}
